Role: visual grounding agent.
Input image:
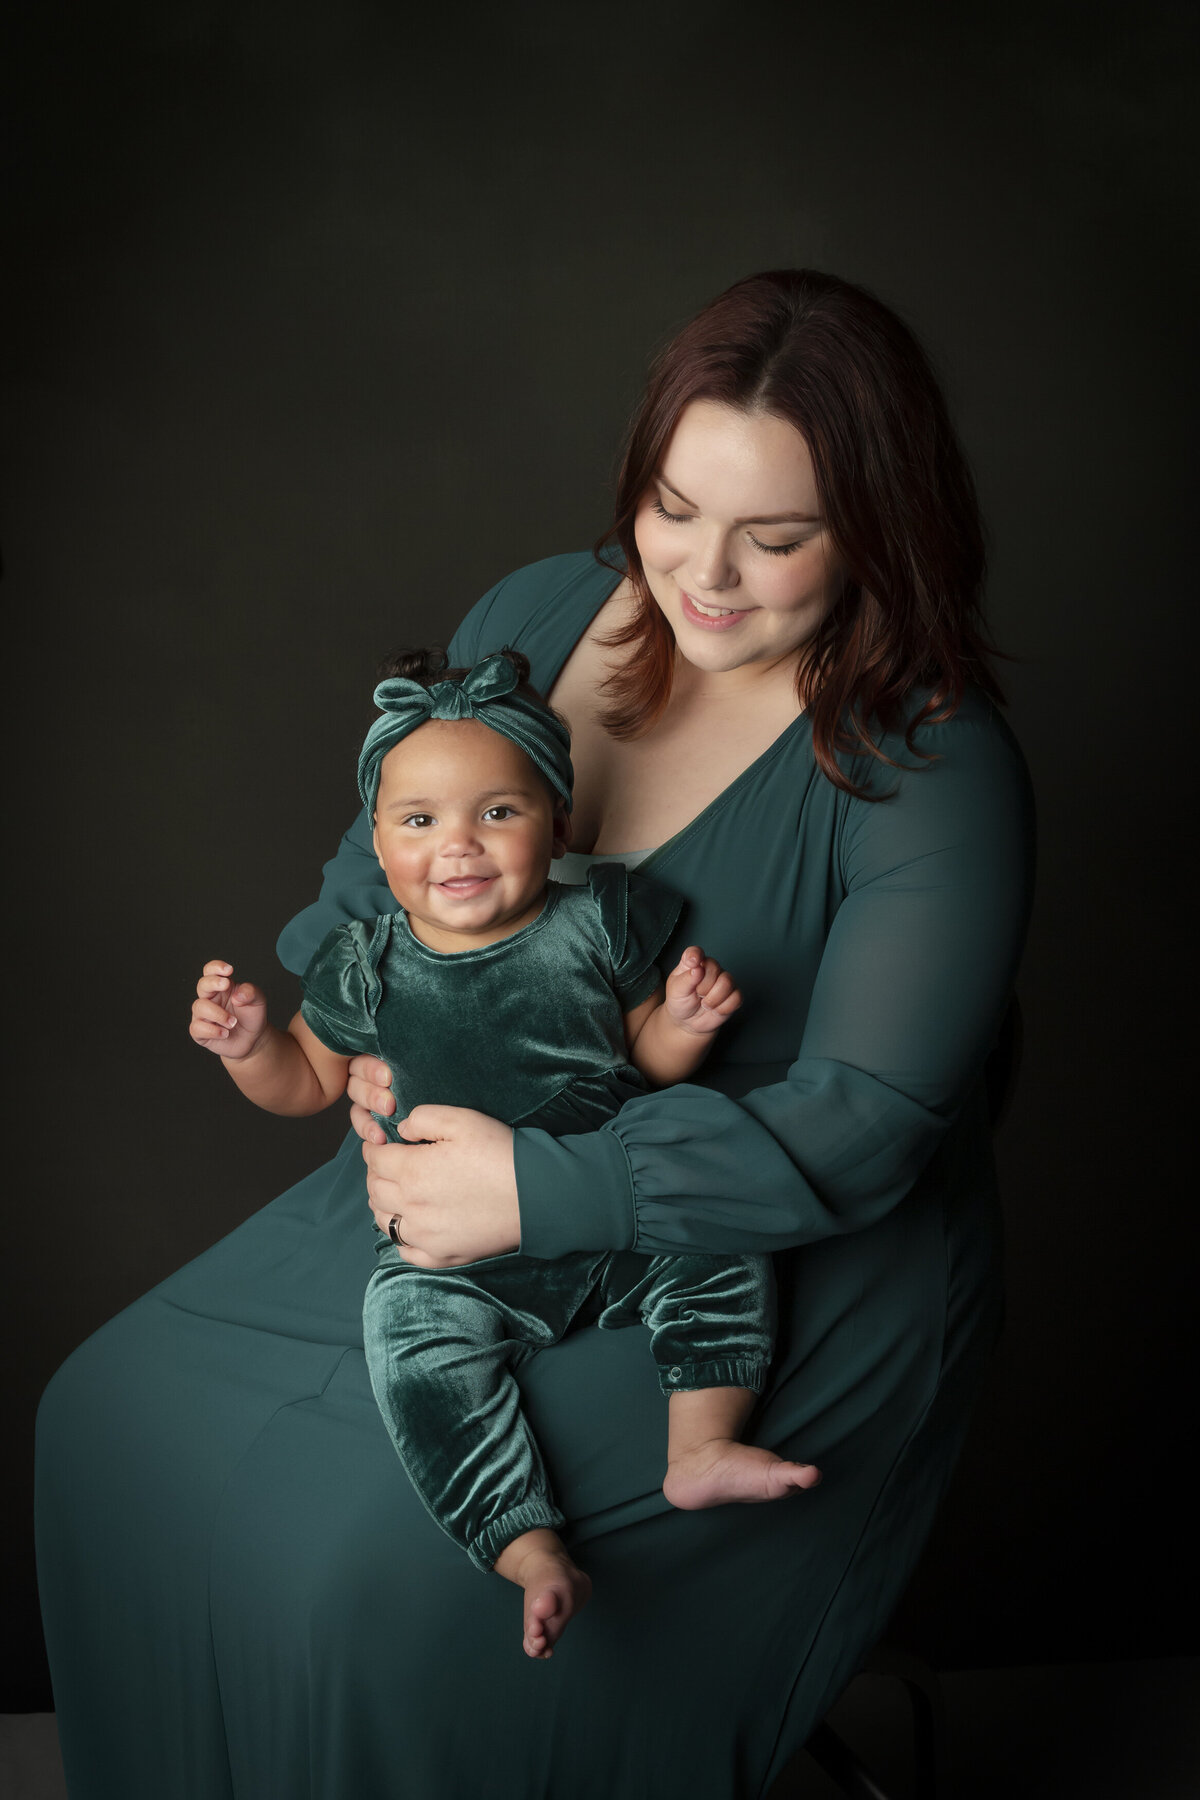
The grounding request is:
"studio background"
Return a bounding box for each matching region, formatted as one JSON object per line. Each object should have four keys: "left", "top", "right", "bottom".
{"left": 3, "top": 0, "right": 1195, "bottom": 1711}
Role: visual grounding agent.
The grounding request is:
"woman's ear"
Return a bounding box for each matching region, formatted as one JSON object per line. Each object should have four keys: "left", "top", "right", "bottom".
{"left": 550, "top": 801, "right": 572, "bottom": 859}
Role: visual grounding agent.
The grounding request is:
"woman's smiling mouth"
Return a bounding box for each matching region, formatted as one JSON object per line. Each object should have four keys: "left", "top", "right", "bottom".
{"left": 680, "top": 588, "right": 753, "bottom": 628}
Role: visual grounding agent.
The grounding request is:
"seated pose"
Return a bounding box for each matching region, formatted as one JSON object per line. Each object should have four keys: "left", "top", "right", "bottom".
{"left": 189, "top": 645, "right": 819, "bottom": 1658}
{"left": 37, "top": 271, "right": 1034, "bottom": 1800}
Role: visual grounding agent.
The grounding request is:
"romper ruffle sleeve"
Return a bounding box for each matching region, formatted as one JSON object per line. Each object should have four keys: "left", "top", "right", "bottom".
{"left": 584, "top": 862, "right": 683, "bottom": 1009}
{"left": 299, "top": 917, "right": 389, "bottom": 1057}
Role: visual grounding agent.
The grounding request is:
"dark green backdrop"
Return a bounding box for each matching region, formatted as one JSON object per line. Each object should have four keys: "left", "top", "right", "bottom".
{"left": 3, "top": 0, "right": 1196, "bottom": 1709}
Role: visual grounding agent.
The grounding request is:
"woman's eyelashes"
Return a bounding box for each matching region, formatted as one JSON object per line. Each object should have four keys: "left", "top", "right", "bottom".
{"left": 651, "top": 497, "right": 802, "bottom": 557}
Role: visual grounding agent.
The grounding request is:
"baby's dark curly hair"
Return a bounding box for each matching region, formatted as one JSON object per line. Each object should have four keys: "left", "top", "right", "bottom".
{"left": 375, "top": 644, "right": 568, "bottom": 736}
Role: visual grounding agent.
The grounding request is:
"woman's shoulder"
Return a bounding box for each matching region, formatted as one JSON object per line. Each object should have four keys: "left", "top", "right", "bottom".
{"left": 834, "top": 683, "right": 1036, "bottom": 874}
{"left": 447, "top": 549, "right": 617, "bottom": 668}
{"left": 852, "top": 684, "right": 1031, "bottom": 800}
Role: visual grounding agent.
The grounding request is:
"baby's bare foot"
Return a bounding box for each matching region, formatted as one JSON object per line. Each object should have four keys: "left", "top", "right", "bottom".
{"left": 494, "top": 1529, "right": 593, "bottom": 1660}
{"left": 663, "top": 1440, "right": 821, "bottom": 1511}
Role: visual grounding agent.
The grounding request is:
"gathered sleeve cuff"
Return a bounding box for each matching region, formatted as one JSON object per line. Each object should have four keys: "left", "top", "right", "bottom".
{"left": 514, "top": 1125, "right": 637, "bottom": 1258}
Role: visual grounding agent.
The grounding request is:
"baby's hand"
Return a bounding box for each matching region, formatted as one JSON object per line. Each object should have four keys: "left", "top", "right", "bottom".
{"left": 663, "top": 946, "right": 742, "bottom": 1037}
{"left": 190, "top": 960, "right": 270, "bottom": 1059}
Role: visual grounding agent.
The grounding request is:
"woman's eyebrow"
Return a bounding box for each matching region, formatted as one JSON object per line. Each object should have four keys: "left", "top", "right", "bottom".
{"left": 657, "top": 474, "right": 820, "bottom": 526}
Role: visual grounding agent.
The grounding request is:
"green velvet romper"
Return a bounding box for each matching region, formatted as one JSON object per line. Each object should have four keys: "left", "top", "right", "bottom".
{"left": 299, "top": 868, "right": 774, "bottom": 1570}
{"left": 35, "top": 549, "right": 1035, "bottom": 1800}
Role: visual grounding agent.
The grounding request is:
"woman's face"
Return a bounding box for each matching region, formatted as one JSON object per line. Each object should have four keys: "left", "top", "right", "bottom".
{"left": 633, "top": 399, "right": 844, "bottom": 678}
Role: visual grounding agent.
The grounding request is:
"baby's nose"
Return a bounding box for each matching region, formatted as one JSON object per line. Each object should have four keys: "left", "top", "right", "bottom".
{"left": 437, "top": 821, "right": 483, "bottom": 855}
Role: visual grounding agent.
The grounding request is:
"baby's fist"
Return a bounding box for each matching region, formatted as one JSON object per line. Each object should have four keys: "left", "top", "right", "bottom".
{"left": 190, "top": 960, "right": 269, "bottom": 1058}
{"left": 663, "top": 946, "right": 743, "bottom": 1036}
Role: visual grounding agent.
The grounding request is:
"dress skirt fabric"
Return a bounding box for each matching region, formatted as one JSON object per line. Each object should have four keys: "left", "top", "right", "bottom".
{"left": 36, "top": 1107, "right": 1001, "bottom": 1799}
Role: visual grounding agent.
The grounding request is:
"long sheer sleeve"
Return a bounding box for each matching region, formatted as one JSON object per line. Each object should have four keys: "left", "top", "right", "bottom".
{"left": 514, "top": 702, "right": 1035, "bottom": 1259}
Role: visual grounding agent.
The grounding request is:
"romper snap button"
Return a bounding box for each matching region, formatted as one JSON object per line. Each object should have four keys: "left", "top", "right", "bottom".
{"left": 668, "top": 1366, "right": 682, "bottom": 1382}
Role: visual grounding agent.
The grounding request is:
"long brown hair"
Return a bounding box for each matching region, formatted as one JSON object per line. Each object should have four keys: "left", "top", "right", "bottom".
{"left": 595, "top": 269, "right": 1004, "bottom": 797}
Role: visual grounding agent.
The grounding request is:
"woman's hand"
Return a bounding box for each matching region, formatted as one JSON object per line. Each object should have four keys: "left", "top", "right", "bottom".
{"left": 362, "top": 1104, "right": 520, "bottom": 1268}
{"left": 346, "top": 1054, "right": 396, "bottom": 1144}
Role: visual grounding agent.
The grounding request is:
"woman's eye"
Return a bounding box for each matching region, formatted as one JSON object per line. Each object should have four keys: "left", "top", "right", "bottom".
{"left": 653, "top": 498, "right": 692, "bottom": 525}
{"left": 748, "top": 532, "right": 803, "bottom": 557}
{"left": 483, "top": 806, "right": 516, "bottom": 821}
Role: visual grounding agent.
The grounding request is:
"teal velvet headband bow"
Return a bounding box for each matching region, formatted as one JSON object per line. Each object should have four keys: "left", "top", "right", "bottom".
{"left": 357, "top": 651, "right": 574, "bottom": 817}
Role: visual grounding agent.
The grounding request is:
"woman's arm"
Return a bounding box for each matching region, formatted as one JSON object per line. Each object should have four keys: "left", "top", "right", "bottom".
{"left": 515, "top": 707, "right": 1035, "bottom": 1259}
{"left": 353, "top": 704, "right": 1034, "bottom": 1267}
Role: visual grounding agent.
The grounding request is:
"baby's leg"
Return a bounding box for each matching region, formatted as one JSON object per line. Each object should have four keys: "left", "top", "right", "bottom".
{"left": 492, "top": 1529, "right": 593, "bottom": 1661}
{"left": 362, "top": 1251, "right": 600, "bottom": 1657}
{"left": 602, "top": 1252, "right": 821, "bottom": 1509}
{"left": 663, "top": 1383, "right": 821, "bottom": 1508}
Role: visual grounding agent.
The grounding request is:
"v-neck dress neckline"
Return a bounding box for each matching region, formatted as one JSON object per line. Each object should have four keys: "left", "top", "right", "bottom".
{"left": 531, "top": 558, "right": 814, "bottom": 877}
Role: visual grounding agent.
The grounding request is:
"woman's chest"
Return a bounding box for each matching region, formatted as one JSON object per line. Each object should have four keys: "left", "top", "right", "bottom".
{"left": 548, "top": 595, "right": 805, "bottom": 853}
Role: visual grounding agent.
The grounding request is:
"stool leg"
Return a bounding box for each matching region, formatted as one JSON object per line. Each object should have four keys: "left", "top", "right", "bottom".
{"left": 804, "top": 1721, "right": 894, "bottom": 1800}
{"left": 861, "top": 1643, "right": 949, "bottom": 1799}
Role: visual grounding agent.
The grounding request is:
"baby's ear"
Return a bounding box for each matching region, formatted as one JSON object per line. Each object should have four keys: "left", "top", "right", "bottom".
{"left": 550, "top": 801, "right": 572, "bottom": 859}
{"left": 371, "top": 820, "right": 386, "bottom": 871}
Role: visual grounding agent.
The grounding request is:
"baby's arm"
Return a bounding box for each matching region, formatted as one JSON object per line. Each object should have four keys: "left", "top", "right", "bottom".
{"left": 190, "top": 959, "right": 350, "bottom": 1116}
{"left": 623, "top": 947, "right": 742, "bottom": 1088}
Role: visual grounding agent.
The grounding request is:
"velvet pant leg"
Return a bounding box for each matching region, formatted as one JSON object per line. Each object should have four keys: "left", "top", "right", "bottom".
{"left": 597, "top": 1250, "right": 776, "bottom": 1395}
{"left": 362, "top": 1246, "right": 611, "bottom": 1570}
{"left": 362, "top": 1244, "right": 776, "bottom": 1572}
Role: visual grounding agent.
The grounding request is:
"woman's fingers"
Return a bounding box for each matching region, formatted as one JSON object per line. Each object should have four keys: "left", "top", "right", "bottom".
{"left": 362, "top": 1139, "right": 408, "bottom": 1223}
{"left": 395, "top": 1104, "right": 460, "bottom": 1142}
{"left": 360, "top": 1109, "right": 519, "bottom": 1264}
{"left": 348, "top": 1101, "right": 388, "bottom": 1145}
{"left": 346, "top": 1054, "right": 395, "bottom": 1118}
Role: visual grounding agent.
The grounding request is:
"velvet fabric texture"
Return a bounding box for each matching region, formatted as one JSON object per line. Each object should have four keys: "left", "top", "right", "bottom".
{"left": 299, "top": 867, "right": 675, "bottom": 1136}
{"left": 35, "top": 550, "right": 1034, "bottom": 1800}
{"left": 364, "top": 1245, "right": 774, "bottom": 1570}
{"left": 302, "top": 862, "right": 775, "bottom": 1569}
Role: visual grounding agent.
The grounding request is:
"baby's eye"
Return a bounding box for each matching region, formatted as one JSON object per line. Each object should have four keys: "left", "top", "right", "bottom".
{"left": 482, "top": 806, "right": 516, "bottom": 821}
{"left": 402, "top": 814, "right": 435, "bottom": 828}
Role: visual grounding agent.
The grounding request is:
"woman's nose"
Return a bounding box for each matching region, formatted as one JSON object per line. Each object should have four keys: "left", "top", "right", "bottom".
{"left": 689, "top": 528, "right": 739, "bottom": 593}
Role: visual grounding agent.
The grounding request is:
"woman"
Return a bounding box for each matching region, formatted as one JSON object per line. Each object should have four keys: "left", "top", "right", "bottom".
{"left": 36, "top": 269, "right": 1034, "bottom": 1799}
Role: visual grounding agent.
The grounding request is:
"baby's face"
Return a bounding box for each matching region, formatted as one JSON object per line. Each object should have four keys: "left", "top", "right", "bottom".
{"left": 372, "top": 718, "right": 568, "bottom": 951}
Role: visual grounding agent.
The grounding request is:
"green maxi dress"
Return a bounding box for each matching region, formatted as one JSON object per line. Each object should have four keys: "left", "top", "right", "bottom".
{"left": 35, "top": 550, "right": 1035, "bottom": 1800}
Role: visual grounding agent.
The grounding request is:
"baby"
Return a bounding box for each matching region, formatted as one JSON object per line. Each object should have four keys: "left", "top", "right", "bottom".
{"left": 190, "top": 647, "right": 819, "bottom": 1659}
